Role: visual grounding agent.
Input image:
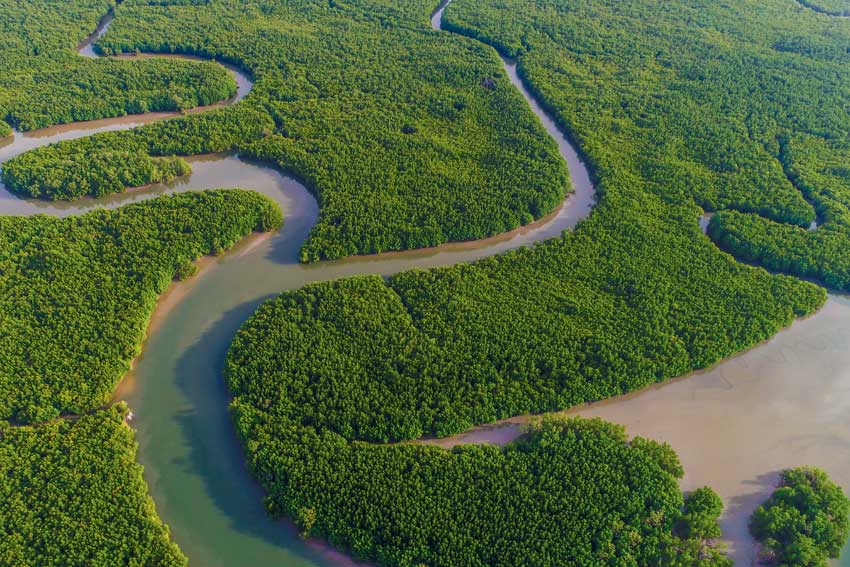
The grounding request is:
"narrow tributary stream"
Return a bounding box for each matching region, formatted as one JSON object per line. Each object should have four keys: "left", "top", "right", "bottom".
{"left": 0, "top": 4, "right": 594, "bottom": 565}
{"left": 2, "top": 3, "right": 847, "bottom": 566}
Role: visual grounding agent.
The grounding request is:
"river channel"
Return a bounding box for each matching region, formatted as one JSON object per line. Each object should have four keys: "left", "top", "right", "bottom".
{"left": 1, "top": 2, "right": 846, "bottom": 565}
{"left": 0, "top": 3, "right": 594, "bottom": 564}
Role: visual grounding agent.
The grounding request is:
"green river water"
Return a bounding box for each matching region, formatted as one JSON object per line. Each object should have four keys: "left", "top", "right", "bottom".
{"left": 0, "top": 2, "right": 846, "bottom": 564}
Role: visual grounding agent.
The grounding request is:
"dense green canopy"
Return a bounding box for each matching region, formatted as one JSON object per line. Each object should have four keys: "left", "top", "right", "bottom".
{"left": 445, "top": 0, "right": 850, "bottom": 291}
{"left": 224, "top": 233, "right": 813, "bottom": 562}
{"left": 710, "top": 134, "right": 850, "bottom": 290}
{"left": 0, "top": 0, "right": 235, "bottom": 131}
{"left": 231, "top": 404, "right": 731, "bottom": 566}
{"left": 0, "top": 190, "right": 281, "bottom": 423}
{"left": 750, "top": 467, "right": 850, "bottom": 566}
{"left": 2, "top": 107, "right": 273, "bottom": 199}
{"left": 3, "top": 0, "right": 850, "bottom": 565}
{"left": 0, "top": 405, "right": 186, "bottom": 567}
{"left": 3, "top": 0, "right": 568, "bottom": 258}
{"left": 11, "top": 0, "right": 850, "bottom": 281}
{"left": 222, "top": 0, "right": 850, "bottom": 562}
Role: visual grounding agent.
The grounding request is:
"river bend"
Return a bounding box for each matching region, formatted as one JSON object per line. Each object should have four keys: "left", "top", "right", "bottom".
{"left": 0, "top": 4, "right": 595, "bottom": 566}
{"left": 2, "top": 2, "right": 847, "bottom": 566}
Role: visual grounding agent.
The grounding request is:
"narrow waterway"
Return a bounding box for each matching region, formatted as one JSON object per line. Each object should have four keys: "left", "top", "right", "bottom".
{"left": 421, "top": 295, "right": 850, "bottom": 566}
{"left": 0, "top": 6, "right": 250, "bottom": 183}
{"left": 433, "top": 2, "right": 850, "bottom": 565}
{"left": 0, "top": 7, "right": 252, "bottom": 200}
{"left": 0, "top": 3, "right": 595, "bottom": 565}
{"left": 795, "top": 0, "right": 850, "bottom": 17}
{"left": 2, "top": 2, "right": 847, "bottom": 566}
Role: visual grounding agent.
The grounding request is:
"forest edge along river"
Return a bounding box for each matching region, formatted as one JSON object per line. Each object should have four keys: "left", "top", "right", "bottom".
{"left": 0, "top": 1, "right": 847, "bottom": 566}
{"left": 0, "top": 3, "right": 597, "bottom": 566}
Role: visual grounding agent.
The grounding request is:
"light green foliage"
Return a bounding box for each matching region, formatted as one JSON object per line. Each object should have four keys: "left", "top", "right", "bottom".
{"left": 797, "top": 0, "right": 850, "bottom": 16}
{"left": 0, "top": 404, "right": 186, "bottom": 567}
{"left": 223, "top": 0, "right": 840, "bottom": 562}
{"left": 5, "top": 152, "right": 191, "bottom": 200}
{"left": 0, "top": 0, "right": 235, "bottom": 131}
{"left": 227, "top": 239, "right": 821, "bottom": 443}
{"left": 679, "top": 488, "right": 724, "bottom": 541}
{"left": 750, "top": 467, "right": 850, "bottom": 566}
{"left": 0, "top": 120, "right": 10, "bottom": 138}
{"left": 2, "top": 106, "right": 273, "bottom": 200}
{"left": 710, "top": 134, "right": 850, "bottom": 290}
{"left": 226, "top": 249, "right": 818, "bottom": 565}
{"left": 0, "top": 190, "right": 281, "bottom": 423}
{"left": 6, "top": 0, "right": 568, "bottom": 258}
{"left": 230, "top": 399, "right": 725, "bottom": 566}
{"left": 445, "top": 0, "right": 850, "bottom": 291}
{"left": 2, "top": 0, "right": 846, "bottom": 563}
{"left": 709, "top": 211, "right": 850, "bottom": 290}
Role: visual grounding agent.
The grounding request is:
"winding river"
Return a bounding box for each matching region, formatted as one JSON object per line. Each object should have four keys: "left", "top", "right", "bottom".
{"left": 1, "top": 2, "right": 847, "bottom": 566}
{"left": 1, "top": 5, "right": 594, "bottom": 566}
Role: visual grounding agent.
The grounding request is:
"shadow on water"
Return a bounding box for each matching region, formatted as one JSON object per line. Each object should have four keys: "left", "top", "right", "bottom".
{"left": 167, "top": 296, "right": 368, "bottom": 566}
{"left": 1, "top": 1, "right": 845, "bottom": 565}
{"left": 722, "top": 470, "right": 781, "bottom": 566}
{"left": 171, "top": 298, "right": 287, "bottom": 552}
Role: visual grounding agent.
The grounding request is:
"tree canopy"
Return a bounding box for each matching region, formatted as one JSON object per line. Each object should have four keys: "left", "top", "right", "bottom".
{"left": 3, "top": 0, "right": 850, "bottom": 565}
{"left": 445, "top": 0, "right": 850, "bottom": 291}
{"left": 230, "top": 400, "right": 733, "bottom": 566}
{"left": 0, "top": 0, "right": 235, "bottom": 131}
{"left": 796, "top": 0, "right": 850, "bottom": 17}
{"left": 0, "top": 190, "right": 281, "bottom": 423}
{"left": 222, "top": 0, "right": 850, "bottom": 562}
{"left": 3, "top": 0, "right": 569, "bottom": 258}
{"left": 750, "top": 467, "right": 850, "bottom": 567}
{"left": 0, "top": 404, "right": 186, "bottom": 567}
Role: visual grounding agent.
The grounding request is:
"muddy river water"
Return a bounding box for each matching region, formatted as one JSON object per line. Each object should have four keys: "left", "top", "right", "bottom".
{"left": 0, "top": 3, "right": 846, "bottom": 565}
{"left": 424, "top": 295, "right": 850, "bottom": 565}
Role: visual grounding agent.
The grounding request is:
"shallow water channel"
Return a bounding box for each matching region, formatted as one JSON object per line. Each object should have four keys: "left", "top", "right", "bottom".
{"left": 0, "top": 2, "right": 846, "bottom": 565}
{"left": 423, "top": 295, "right": 850, "bottom": 566}
{"left": 0, "top": 5, "right": 594, "bottom": 563}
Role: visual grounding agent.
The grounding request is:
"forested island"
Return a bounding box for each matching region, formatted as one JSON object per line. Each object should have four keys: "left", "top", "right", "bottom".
{"left": 0, "top": 190, "right": 281, "bottom": 424}
{"left": 1, "top": 0, "right": 850, "bottom": 565}
{"left": 1, "top": 109, "right": 272, "bottom": 199}
{"left": 750, "top": 468, "right": 850, "bottom": 566}
{"left": 0, "top": 0, "right": 235, "bottom": 132}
